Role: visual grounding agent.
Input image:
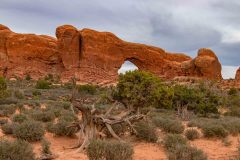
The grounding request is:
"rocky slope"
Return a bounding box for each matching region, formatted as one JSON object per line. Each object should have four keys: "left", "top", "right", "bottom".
{"left": 0, "top": 24, "right": 223, "bottom": 84}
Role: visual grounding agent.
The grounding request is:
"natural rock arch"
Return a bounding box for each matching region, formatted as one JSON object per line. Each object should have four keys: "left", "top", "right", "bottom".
{"left": 118, "top": 59, "right": 139, "bottom": 74}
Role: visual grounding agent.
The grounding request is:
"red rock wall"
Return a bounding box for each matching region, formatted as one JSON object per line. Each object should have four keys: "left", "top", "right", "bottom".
{"left": 0, "top": 24, "right": 224, "bottom": 84}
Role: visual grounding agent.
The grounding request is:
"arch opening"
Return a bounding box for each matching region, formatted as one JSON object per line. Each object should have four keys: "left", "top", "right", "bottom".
{"left": 118, "top": 60, "right": 139, "bottom": 74}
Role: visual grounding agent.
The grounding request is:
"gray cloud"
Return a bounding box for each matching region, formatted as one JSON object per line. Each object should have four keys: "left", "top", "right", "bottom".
{"left": 0, "top": 0, "right": 239, "bottom": 77}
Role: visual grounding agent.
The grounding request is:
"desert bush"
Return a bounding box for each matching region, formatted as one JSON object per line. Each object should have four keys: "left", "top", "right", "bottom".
{"left": 228, "top": 88, "right": 238, "bottom": 96}
{"left": 202, "top": 124, "right": 228, "bottom": 138}
{"left": 1, "top": 123, "right": 18, "bottom": 134}
{"left": 78, "top": 84, "right": 97, "bottom": 95}
{"left": 35, "top": 80, "right": 51, "bottom": 89}
{"left": 50, "top": 120, "right": 77, "bottom": 137}
{"left": 114, "top": 70, "right": 173, "bottom": 109}
{"left": 163, "top": 134, "right": 187, "bottom": 151}
{"left": 25, "top": 74, "right": 31, "bottom": 81}
{"left": 185, "top": 129, "right": 200, "bottom": 140}
{"left": 134, "top": 121, "right": 158, "bottom": 142}
{"left": 87, "top": 139, "right": 133, "bottom": 160}
{"left": 168, "top": 144, "right": 207, "bottom": 160}
{"left": 0, "top": 118, "right": 8, "bottom": 125}
{"left": 13, "top": 120, "right": 45, "bottom": 141}
{"left": 41, "top": 139, "right": 52, "bottom": 155}
{"left": 0, "top": 104, "right": 16, "bottom": 116}
{"left": 0, "top": 77, "right": 7, "bottom": 90}
{"left": 12, "top": 113, "right": 28, "bottom": 123}
{"left": 0, "top": 139, "right": 35, "bottom": 160}
{"left": 31, "top": 110, "right": 55, "bottom": 122}
{"left": 152, "top": 117, "right": 184, "bottom": 134}
{"left": 32, "top": 90, "right": 41, "bottom": 96}
{"left": 14, "top": 90, "right": 24, "bottom": 99}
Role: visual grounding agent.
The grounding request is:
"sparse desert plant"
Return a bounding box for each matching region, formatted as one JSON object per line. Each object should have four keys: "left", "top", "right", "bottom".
{"left": 0, "top": 104, "right": 16, "bottom": 116}
{"left": 152, "top": 117, "right": 184, "bottom": 134}
{"left": 134, "top": 121, "right": 158, "bottom": 142}
{"left": 0, "top": 139, "right": 35, "bottom": 160}
{"left": 31, "top": 110, "right": 55, "bottom": 122}
{"left": 25, "top": 74, "right": 31, "bottom": 81}
{"left": 11, "top": 113, "right": 28, "bottom": 123}
{"left": 35, "top": 79, "right": 51, "bottom": 89}
{"left": 87, "top": 139, "right": 133, "bottom": 160}
{"left": 168, "top": 144, "right": 207, "bottom": 160}
{"left": 202, "top": 123, "right": 228, "bottom": 138}
{"left": 41, "top": 139, "right": 52, "bottom": 155}
{"left": 50, "top": 120, "right": 77, "bottom": 136}
{"left": 0, "top": 118, "right": 8, "bottom": 125}
{"left": 14, "top": 90, "right": 24, "bottom": 99}
{"left": 185, "top": 129, "right": 200, "bottom": 140}
{"left": 0, "top": 76, "right": 7, "bottom": 90}
{"left": 1, "top": 122, "right": 18, "bottom": 134}
{"left": 78, "top": 84, "right": 97, "bottom": 95}
{"left": 13, "top": 120, "right": 45, "bottom": 142}
{"left": 163, "top": 134, "right": 187, "bottom": 151}
{"left": 32, "top": 90, "right": 41, "bottom": 96}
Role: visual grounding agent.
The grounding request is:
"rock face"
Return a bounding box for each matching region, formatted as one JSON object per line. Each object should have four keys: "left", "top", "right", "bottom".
{"left": 0, "top": 24, "right": 224, "bottom": 84}
{"left": 235, "top": 68, "right": 240, "bottom": 85}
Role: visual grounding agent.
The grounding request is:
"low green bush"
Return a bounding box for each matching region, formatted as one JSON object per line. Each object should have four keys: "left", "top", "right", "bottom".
{"left": 163, "top": 134, "right": 187, "bottom": 151}
{"left": 78, "top": 84, "right": 97, "bottom": 95}
{"left": 0, "top": 77, "right": 7, "bottom": 90}
{"left": 13, "top": 120, "right": 45, "bottom": 142}
{"left": 14, "top": 90, "right": 24, "bottom": 99}
{"left": 25, "top": 74, "right": 31, "bottom": 81}
{"left": 31, "top": 110, "right": 55, "bottom": 122}
{"left": 0, "top": 118, "right": 8, "bottom": 125}
{"left": 32, "top": 90, "right": 41, "bottom": 96}
{"left": 41, "top": 139, "right": 52, "bottom": 155}
{"left": 185, "top": 129, "right": 200, "bottom": 140}
{"left": 50, "top": 120, "right": 77, "bottom": 137}
{"left": 134, "top": 121, "right": 158, "bottom": 142}
{"left": 0, "top": 104, "right": 16, "bottom": 116}
{"left": 87, "top": 139, "right": 133, "bottom": 160}
{"left": 35, "top": 80, "right": 51, "bottom": 89}
{"left": 0, "top": 139, "right": 35, "bottom": 160}
{"left": 152, "top": 117, "right": 184, "bottom": 134}
{"left": 202, "top": 124, "right": 228, "bottom": 138}
{"left": 12, "top": 114, "right": 28, "bottom": 123}
{"left": 1, "top": 123, "right": 18, "bottom": 134}
{"left": 168, "top": 144, "right": 207, "bottom": 160}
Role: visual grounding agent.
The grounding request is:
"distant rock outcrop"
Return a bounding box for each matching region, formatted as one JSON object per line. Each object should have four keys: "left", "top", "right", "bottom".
{"left": 0, "top": 24, "right": 224, "bottom": 84}
{"left": 235, "top": 67, "right": 240, "bottom": 86}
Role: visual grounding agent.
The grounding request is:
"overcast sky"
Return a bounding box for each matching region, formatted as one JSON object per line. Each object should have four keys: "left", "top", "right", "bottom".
{"left": 0, "top": 0, "right": 239, "bottom": 79}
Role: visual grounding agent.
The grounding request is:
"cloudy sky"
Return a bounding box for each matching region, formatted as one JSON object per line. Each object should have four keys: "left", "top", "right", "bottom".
{"left": 0, "top": 0, "right": 239, "bottom": 79}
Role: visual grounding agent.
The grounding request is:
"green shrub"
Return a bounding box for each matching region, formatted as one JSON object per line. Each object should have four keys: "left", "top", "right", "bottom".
{"left": 78, "top": 84, "right": 97, "bottom": 95}
{"left": 0, "top": 139, "right": 35, "bottom": 160}
{"left": 202, "top": 124, "right": 228, "bottom": 138}
{"left": 163, "top": 134, "right": 187, "bottom": 151}
{"left": 0, "top": 118, "right": 8, "bottom": 125}
{"left": 41, "top": 139, "right": 52, "bottom": 155}
{"left": 25, "top": 74, "right": 31, "bottom": 81}
{"left": 185, "top": 129, "right": 200, "bottom": 140}
{"left": 152, "top": 117, "right": 184, "bottom": 134}
{"left": 87, "top": 139, "right": 133, "bottom": 160}
{"left": 134, "top": 121, "right": 157, "bottom": 142}
{"left": 32, "top": 90, "right": 41, "bottom": 96}
{"left": 35, "top": 80, "right": 51, "bottom": 89}
{"left": 114, "top": 70, "right": 173, "bottom": 109}
{"left": 228, "top": 88, "right": 238, "bottom": 96}
{"left": 50, "top": 120, "right": 77, "bottom": 137}
{"left": 1, "top": 123, "right": 18, "bottom": 134}
{"left": 12, "top": 114, "right": 28, "bottom": 123}
{"left": 31, "top": 110, "right": 55, "bottom": 122}
{"left": 0, "top": 104, "right": 16, "bottom": 116}
{"left": 13, "top": 120, "right": 45, "bottom": 141}
{"left": 168, "top": 144, "right": 207, "bottom": 160}
{"left": 14, "top": 90, "right": 24, "bottom": 99}
{"left": 0, "top": 77, "right": 7, "bottom": 90}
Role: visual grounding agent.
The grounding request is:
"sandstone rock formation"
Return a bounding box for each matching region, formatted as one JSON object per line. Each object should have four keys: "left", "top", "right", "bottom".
{"left": 0, "top": 24, "right": 224, "bottom": 84}
{"left": 235, "top": 67, "right": 240, "bottom": 86}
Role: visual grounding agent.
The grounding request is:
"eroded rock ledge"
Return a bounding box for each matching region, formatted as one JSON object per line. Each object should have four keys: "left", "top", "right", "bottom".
{"left": 0, "top": 24, "right": 223, "bottom": 84}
